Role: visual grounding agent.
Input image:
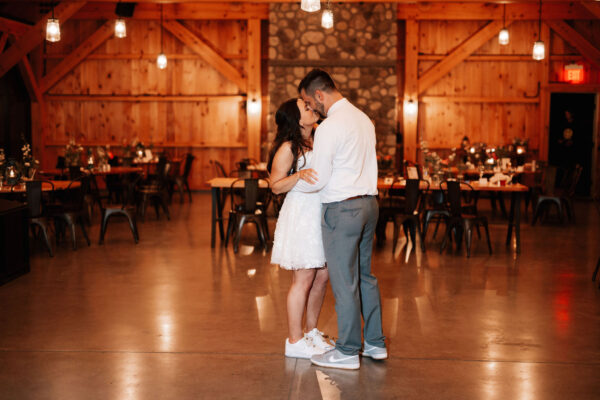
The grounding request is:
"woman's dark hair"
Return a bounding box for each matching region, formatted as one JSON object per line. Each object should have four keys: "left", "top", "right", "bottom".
{"left": 267, "top": 98, "right": 312, "bottom": 174}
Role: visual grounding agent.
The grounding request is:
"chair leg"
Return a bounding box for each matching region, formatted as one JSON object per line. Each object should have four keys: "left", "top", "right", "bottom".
{"left": 440, "top": 224, "right": 452, "bottom": 254}
{"left": 464, "top": 222, "right": 473, "bottom": 258}
{"left": 224, "top": 212, "right": 235, "bottom": 247}
{"left": 125, "top": 211, "right": 139, "bottom": 243}
{"left": 40, "top": 224, "right": 53, "bottom": 257}
{"left": 79, "top": 216, "right": 91, "bottom": 247}
{"left": 483, "top": 221, "right": 492, "bottom": 255}
{"left": 392, "top": 218, "right": 400, "bottom": 255}
{"left": 185, "top": 181, "right": 192, "bottom": 202}
{"left": 99, "top": 209, "right": 109, "bottom": 245}
{"left": 592, "top": 256, "right": 600, "bottom": 283}
{"left": 233, "top": 215, "right": 248, "bottom": 253}
{"left": 532, "top": 202, "right": 543, "bottom": 226}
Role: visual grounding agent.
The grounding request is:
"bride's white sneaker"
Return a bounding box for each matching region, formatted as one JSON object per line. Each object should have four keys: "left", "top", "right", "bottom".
{"left": 285, "top": 337, "right": 325, "bottom": 359}
{"left": 305, "top": 328, "right": 335, "bottom": 352}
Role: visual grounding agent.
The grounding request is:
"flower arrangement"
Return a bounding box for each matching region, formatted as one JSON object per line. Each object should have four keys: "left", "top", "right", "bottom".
{"left": 65, "top": 138, "right": 84, "bottom": 167}
{"left": 21, "top": 135, "right": 39, "bottom": 179}
{"left": 377, "top": 154, "right": 393, "bottom": 172}
{"left": 421, "top": 140, "right": 443, "bottom": 182}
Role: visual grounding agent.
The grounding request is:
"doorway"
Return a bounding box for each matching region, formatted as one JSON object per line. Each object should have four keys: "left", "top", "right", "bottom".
{"left": 548, "top": 92, "right": 596, "bottom": 196}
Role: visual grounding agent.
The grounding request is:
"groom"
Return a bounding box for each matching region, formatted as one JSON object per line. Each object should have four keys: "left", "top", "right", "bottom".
{"left": 293, "top": 69, "right": 386, "bottom": 369}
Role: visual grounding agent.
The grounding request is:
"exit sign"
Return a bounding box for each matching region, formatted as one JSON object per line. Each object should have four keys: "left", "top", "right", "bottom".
{"left": 564, "top": 63, "right": 584, "bottom": 84}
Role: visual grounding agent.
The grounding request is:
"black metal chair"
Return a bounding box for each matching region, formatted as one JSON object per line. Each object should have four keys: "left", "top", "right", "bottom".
{"left": 136, "top": 156, "right": 171, "bottom": 221}
{"left": 49, "top": 175, "right": 91, "bottom": 250}
{"left": 99, "top": 173, "right": 141, "bottom": 244}
{"left": 440, "top": 180, "right": 492, "bottom": 257}
{"left": 170, "top": 153, "right": 195, "bottom": 203}
{"left": 422, "top": 189, "right": 450, "bottom": 243}
{"left": 25, "top": 180, "right": 54, "bottom": 257}
{"left": 391, "top": 179, "right": 429, "bottom": 259}
{"left": 224, "top": 178, "right": 269, "bottom": 253}
{"left": 532, "top": 164, "right": 582, "bottom": 225}
{"left": 209, "top": 159, "right": 228, "bottom": 177}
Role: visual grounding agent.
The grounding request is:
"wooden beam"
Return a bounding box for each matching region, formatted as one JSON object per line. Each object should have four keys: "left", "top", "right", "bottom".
{"left": 75, "top": 3, "right": 268, "bottom": 20}
{"left": 0, "top": 16, "right": 31, "bottom": 37}
{"left": 162, "top": 19, "right": 246, "bottom": 91}
{"left": 246, "top": 18, "right": 261, "bottom": 161}
{"left": 421, "top": 96, "right": 539, "bottom": 103}
{"left": 18, "top": 57, "right": 44, "bottom": 104}
{"left": 46, "top": 94, "right": 244, "bottom": 102}
{"left": 44, "top": 52, "right": 247, "bottom": 60}
{"left": 538, "top": 23, "right": 551, "bottom": 162}
{"left": 0, "top": 1, "right": 87, "bottom": 79}
{"left": 40, "top": 21, "right": 114, "bottom": 93}
{"left": 419, "top": 54, "right": 586, "bottom": 62}
{"left": 546, "top": 20, "right": 600, "bottom": 70}
{"left": 45, "top": 140, "right": 247, "bottom": 149}
{"left": 580, "top": 2, "right": 600, "bottom": 19}
{"left": 403, "top": 19, "right": 418, "bottom": 163}
{"left": 397, "top": 2, "right": 594, "bottom": 20}
{"left": 418, "top": 20, "right": 507, "bottom": 95}
{"left": 0, "top": 33, "right": 8, "bottom": 54}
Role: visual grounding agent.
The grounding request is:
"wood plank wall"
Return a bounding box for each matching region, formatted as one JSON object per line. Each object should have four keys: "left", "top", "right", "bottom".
{"left": 37, "top": 19, "right": 251, "bottom": 189}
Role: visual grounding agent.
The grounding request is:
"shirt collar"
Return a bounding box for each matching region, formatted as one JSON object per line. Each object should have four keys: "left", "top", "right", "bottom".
{"left": 326, "top": 98, "right": 347, "bottom": 117}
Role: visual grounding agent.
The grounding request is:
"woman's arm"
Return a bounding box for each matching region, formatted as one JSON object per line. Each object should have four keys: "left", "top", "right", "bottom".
{"left": 270, "top": 142, "right": 317, "bottom": 195}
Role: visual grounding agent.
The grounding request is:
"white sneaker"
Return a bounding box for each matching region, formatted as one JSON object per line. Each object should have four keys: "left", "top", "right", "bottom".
{"left": 285, "top": 337, "right": 325, "bottom": 359}
{"left": 310, "top": 349, "right": 360, "bottom": 370}
{"left": 361, "top": 341, "right": 388, "bottom": 360}
{"left": 305, "top": 328, "right": 335, "bottom": 351}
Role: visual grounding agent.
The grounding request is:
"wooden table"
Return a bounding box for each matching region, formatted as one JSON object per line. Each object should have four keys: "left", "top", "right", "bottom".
{"left": 377, "top": 179, "right": 529, "bottom": 253}
{"left": 0, "top": 180, "right": 79, "bottom": 194}
{"left": 207, "top": 177, "right": 270, "bottom": 248}
{"left": 39, "top": 166, "right": 143, "bottom": 177}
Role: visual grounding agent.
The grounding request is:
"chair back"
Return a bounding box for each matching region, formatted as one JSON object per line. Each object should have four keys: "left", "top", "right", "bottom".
{"left": 542, "top": 165, "right": 558, "bottom": 195}
{"left": 405, "top": 179, "right": 429, "bottom": 214}
{"left": 441, "top": 180, "right": 463, "bottom": 217}
{"left": 69, "top": 166, "right": 83, "bottom": 180}
{"left": 122, "top": 173, "right": 143, "bottom": 207}
{"left": 182, "top": 153, "right": 195, "bottom": 179}
{"left": 65, "top": 174, "right": 91, "bottom": 210}
{"left": 26, "top": 181, "right": 45, "bottom": 218}
{"left": 56, "top": 156, "right": 66, "bottom": 169}
{"left": 404, "top": 161, "right": 422, "bottom": 179}
{"left": 230, "top": 178, "right": 268, "bottom": 213}
{"left": 210, "top": 160, "right": 228, "bottom": 177}
{"left": 156, "top": 156, "right": 168, "bottom": 176}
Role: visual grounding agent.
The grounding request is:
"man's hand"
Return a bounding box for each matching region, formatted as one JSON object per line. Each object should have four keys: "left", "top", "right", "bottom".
{"left": 297, "top": 168, "right": 318, "bottom": 184}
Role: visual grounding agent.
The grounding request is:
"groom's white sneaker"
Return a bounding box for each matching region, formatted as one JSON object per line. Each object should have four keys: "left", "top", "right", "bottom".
{"left": 310, "top": 349, "right": 360, "bottom": 370}
{"left": 361, "top": 341, "right": 388, "bottom": 360}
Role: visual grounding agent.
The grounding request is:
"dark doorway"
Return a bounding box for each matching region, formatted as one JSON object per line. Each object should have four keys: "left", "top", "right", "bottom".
{"left": 0, "top": 65, "right": 31, "bottom": 160}
{"left": 548, "top": 93, "right": 596, "bottom": 196}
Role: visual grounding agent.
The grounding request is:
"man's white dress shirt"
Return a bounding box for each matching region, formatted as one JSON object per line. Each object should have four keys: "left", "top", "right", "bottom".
{"left": 294, "top": 98, "right": 378, "bottom": 203}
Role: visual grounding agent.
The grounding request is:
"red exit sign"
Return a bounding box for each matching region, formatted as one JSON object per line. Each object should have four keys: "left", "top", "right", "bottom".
{"left": 564, "top": 63, "right": 584, "bottom": 84}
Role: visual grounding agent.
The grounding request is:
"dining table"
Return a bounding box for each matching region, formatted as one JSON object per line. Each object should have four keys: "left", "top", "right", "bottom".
{"left": 207, "top": 177, "right": 270, "bottom": 248}
{"left": 0, "top": 180, "right": 79, "bottom": 194}
{"left": 377, "top": 178, "right": 529, "bottom": 253}
{"left": 39, "top": 166, "right": 143, "bottom": 177}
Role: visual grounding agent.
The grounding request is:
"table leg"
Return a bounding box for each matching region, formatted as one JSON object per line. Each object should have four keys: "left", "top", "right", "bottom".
{"left": 506, "top": 192, "right": 522, "bottom": 253}
{"left": 506, "top": 192, "right": 515, "bottom": 247}
{"left": 211, "top": 187, "right": 218, "bottom": 248}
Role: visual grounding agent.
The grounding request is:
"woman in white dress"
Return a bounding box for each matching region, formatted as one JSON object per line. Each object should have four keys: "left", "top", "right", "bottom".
{"left": 268, "top": 98, "right": 333, "bottom": 359}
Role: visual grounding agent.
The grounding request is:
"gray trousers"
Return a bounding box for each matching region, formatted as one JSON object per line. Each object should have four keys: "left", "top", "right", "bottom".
{"left": 321, "top": 195, "right": 385, "bottom": 355}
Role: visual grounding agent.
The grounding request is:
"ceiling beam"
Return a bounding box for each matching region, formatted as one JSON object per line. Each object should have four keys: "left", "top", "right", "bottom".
{"left": 0, "top": 16, "right": 32, "bottom": 37}
{"left": 18, "top": 56, "right": 44, "bottom": 104}
{"left": 546, "top": 20, "right": 600, "bottom": 70}
{"left": 418, "top": 20, "right": 508, "bottom": 95}
{"left": 580, "top": 1, "right": 600, "bottom": 19}
{"left": 40, "top": 20, "right": 114, "bottom": 93}
{"left": 0, "top": 33, "right": 8, "bottom": 53}
{"left": 74, "top": 3, "right": 268, "bottom": 19}
{"left": 397, "top": 2, "right": 594, "bottom": 20}
{"left": 162, "top": 19, "right": 246, "bottom": 91}
{"left": 0, "top": 1, "right": 87, "bottom": 79}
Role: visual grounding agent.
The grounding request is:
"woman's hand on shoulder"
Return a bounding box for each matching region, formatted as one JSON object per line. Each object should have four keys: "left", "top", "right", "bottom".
{"left": 297, "top": 168, "right": 318, "bottom": 184}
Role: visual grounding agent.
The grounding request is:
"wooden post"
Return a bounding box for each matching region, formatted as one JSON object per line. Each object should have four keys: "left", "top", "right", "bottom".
{"left": 403, "top": 18, "right": 418, "bottom": 163}
{"left": 247, "top": 18, "right": 261, "bottom": 161}
{"left": 538, "top": 23, "right": 551, "bottom": 162}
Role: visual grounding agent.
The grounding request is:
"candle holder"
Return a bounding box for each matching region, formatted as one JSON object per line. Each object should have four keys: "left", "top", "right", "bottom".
{"left": 4, "top": 160, "right": 21, "bottom": 186}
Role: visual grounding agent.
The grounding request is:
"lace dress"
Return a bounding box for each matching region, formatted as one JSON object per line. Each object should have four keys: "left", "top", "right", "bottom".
{"left": 271, "top": 151, "right": 326, "bottom": 270}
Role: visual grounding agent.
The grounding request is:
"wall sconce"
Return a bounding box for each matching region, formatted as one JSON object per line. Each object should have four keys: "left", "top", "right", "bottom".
{"left": 46, "top": 4, "right": 60, "bottom": 43}
{"left": 115, "top": 18, "right": 127, "bottom": 38}
{"left": 248, "top": 98, "right": 261, "bottom": 115}
{"left": 321, "top": 9, "right": 334, "bottom": 29}
{"left": 301, "top": 0, "right": 321, "bottom": 12}
{"left": 404, "top": 99, "right": 418, "bottom": 116}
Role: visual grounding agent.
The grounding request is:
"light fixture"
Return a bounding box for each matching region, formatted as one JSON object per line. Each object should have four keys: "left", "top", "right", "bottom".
{"left": 46, "top": 3, "right": 60, "bottom": 42}
{"left": 248, "top": 98, "right": 261, "bottom": 115}
{"left": 157, "top": 5, "right": 167, "bottom": 69}
{"left": 301, "top": 0, "right": 320, "bottom": 13}
{"left": 115, "top": 18, "right": 127, "bottom": 38}
{"left": 321, "top": 1, "right": 333, "bottom": 29}
{"left": 532, "top": 0, "right": 545, "bottom": 60}
{"left": 498, "top": 4, "right": 509, "bottom": 45}
{"left": 405, "top": 99, "right": 418, "bottom": 116}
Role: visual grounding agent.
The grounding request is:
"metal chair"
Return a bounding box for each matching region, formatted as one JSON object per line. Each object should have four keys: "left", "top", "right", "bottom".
{"left": 99, "top": 173, "right": 141, "bottom": 244}
{"left": 391, "top": 179, "right": 429, "bottom": 261}
{"left": 25, "top": 180, "right": 54, "bottom": 256}
{"left": 49, "top": 175, "right": 91, "bottom": 250}
{"left": 170, "top": 153, "right": 195, "bottom": 203}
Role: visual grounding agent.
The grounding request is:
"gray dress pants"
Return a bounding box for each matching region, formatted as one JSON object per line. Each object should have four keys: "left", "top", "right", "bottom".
{"left": 321, "top": 195, "right": 385, "bottom": 355}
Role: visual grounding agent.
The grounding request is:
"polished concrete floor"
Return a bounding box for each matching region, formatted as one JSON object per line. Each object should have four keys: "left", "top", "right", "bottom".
{"left": 0, "top": 193, "right": 599, "bottom": 399}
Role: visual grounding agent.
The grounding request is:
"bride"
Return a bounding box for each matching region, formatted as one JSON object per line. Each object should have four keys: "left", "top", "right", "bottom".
{"left": 268, "top": 98, "right": 333, "bottom": 359}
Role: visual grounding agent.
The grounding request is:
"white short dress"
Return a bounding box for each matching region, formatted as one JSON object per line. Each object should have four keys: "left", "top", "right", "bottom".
{"left": 270, "top": 151, "right": 326, "bottom": 270}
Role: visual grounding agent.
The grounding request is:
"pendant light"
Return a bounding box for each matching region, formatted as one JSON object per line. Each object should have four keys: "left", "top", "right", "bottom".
{"left": 46, "top": 3, "right": 60, "bottom": 42}
{"left": 498, "top": 4, "right": 509, "bottom": 45}
{"left": 532, "top": 0, "right": 545, "bottom": 60}
{"left": 115, "top": 18, "right": 127, "bottom": 38}
{"left": 301, "top": 0, "right": 320, "bottom": 13}
{"left": 157, "top": 5, "right": 167, "bottom": 69}
{"left": 321, "top": 1, "right": 333, "bottom": 29}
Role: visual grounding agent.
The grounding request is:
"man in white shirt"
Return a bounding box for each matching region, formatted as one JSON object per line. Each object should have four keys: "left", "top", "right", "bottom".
{"left": 294, "top": 69, "right": 387, "bottom": 370}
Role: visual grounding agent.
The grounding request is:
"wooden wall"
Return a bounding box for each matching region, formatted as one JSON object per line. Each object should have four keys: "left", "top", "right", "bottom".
{"left": 37, "top": 19, "right": 253, "bottom": 189}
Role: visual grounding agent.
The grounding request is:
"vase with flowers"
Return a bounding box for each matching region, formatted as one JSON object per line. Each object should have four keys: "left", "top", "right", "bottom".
{"left": 65, "top": 139, "right": 84, "bottom": 167}
{"left": 21, "top": 135, "right": 39, "bottom": 180}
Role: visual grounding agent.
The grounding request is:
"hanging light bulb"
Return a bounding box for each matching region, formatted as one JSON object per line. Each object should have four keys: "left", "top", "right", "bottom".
{"left": 498, "top": 4, "right": 509, "bottom": 45}
{"left": 46, "top": 4, "right": 60, "bottom": 42}
{"left": 532, "top": 0, "right": 545, "bottom": 60}
{"left": 405, "top": 99, "right": 418, "bottom": 116}
{"left": 115, "top": 18, "right": 127, "bottom": 38}
{"left": 157, "top": 5, "right": 167, "bottom": 69}
{"left": 300, "top": 0, "right": 320, "bottom": 13}
{"left": 321, "top": 9, "right": 334, "bottom": 29}
{"left": 532, "top": 41, "right": 545, "bottom": 60}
